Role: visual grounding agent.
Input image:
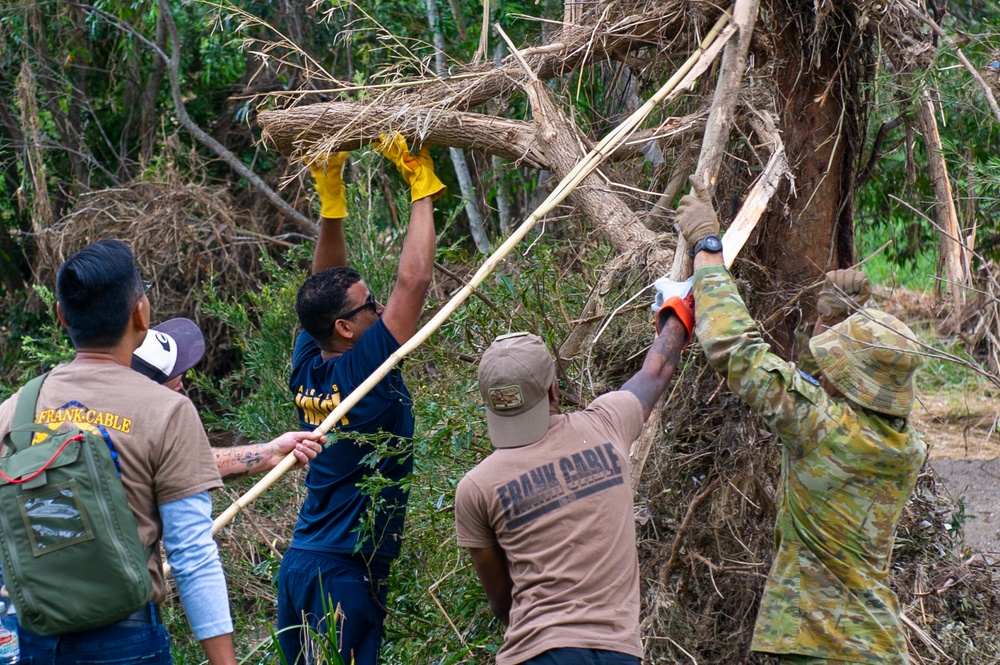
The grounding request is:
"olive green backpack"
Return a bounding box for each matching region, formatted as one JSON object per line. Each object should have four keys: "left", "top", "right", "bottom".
{"left": 0, "top": 373, "right": 152, "bottom": 635}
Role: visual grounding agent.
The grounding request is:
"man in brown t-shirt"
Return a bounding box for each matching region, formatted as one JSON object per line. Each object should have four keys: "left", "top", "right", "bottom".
{"left": 0, "top": 240, "right": 243, "bottom": 665}
{"left": 456, "top": 294, "right": 692, "bottom": 665}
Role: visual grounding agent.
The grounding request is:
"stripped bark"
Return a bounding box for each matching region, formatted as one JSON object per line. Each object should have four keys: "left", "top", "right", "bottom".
{"left": 915, "top": 88, "right": 967, "bottom": 315}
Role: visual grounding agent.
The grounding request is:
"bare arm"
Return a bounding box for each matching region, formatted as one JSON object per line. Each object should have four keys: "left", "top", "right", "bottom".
{"left": 468, "top": 544, "right": 514, "bottom": 626}
{"left": 381, "top": 196, "right": 435, "bottom": 343}
{"left": 620, "top": 317, "right": 688, "bottom": 420}
{"left": 213, "top": 431, "right": 325, "bottom": 482}
{"left": 312, "top": 217, "right": 347, "bottom": 274}
{"left": 200, "top": 633, "right": 237, "bottom": 665}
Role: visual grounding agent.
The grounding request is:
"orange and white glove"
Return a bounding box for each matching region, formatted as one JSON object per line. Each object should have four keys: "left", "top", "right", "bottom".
{"left": 375, "top": 133, "right": 446, "bottom": 203}
{"left": 651, "top": 277, "right": 694, "bottom": 339}
{"left": 310, "top": 151, "right": 349, "bottom": 219}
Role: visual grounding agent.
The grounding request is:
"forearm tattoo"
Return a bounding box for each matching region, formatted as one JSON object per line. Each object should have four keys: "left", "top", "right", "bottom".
{"left": 623, "top": 318, "right": 687, "bottom": 416}
{"left": 216, "top": 444, "right": 268, "bottom": 482}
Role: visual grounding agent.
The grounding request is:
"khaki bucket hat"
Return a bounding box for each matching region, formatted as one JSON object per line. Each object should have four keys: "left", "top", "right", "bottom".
{"left": 808, "top": 309, "right": 922, "bottom": 417}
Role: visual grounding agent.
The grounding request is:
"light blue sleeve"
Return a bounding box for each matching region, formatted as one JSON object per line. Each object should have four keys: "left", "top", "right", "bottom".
{"left": 159, "top": 491, "right": 233, "bottom": 640}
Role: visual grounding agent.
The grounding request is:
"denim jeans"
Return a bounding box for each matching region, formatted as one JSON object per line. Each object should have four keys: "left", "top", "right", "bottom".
{"left": 520, "top": 648, "right": 642, "bottom": 665}
{"left": 12, "top": 605, "right": 172, "bottom": 665}
{"left": 277, "top": 549, "right": 391, "bottom": 665}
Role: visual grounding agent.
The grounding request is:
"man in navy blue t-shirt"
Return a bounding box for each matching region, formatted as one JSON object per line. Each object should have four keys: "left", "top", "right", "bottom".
{"left": 277, "top": 134, "right": 446, "bottom": 665}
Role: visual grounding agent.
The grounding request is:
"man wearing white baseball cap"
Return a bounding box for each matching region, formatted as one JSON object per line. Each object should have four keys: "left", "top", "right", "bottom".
{"left": 132, "top": 318, "right": 206, "bottom": 392}
{"left": 455, "top": 295, "right": 692, "bottom": 665}
{"left": 132, "top": 318, "right": 323, "bottom": 482}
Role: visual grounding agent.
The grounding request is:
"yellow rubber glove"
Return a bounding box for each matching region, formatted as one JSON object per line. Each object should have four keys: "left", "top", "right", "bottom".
{"left": 310, "top": 151, "right": 349, "bottom": 219}
{"left": 375, "top": 133, "right": 446, "bottom": 203}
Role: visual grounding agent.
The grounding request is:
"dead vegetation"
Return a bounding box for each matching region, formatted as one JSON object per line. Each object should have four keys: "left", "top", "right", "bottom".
{"left": 11, "top": 0, "right": 1000, "bottom": 660}
{"left": 32, "top": 171, "right": 275, "bottom": 376}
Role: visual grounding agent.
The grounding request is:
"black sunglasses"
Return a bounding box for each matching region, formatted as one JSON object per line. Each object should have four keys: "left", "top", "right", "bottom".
{"left": 337, "top": 289, "right": 377, "bottom": 321}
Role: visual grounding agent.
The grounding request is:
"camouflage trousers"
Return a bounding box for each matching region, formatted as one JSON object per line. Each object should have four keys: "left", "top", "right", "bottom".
{"left": 778, "top": 656, "right": 850, "bottom": 665}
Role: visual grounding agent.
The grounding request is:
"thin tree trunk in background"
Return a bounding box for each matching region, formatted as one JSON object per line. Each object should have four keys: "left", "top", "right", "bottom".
{"left": 915, "top": 88, "right": 967, "bottom": 316}
{"left": 492, "top": 40, "right": 512, "bottom": 235}
{"left": 425, "top": 0, "right": 490, "bottom": 253}
{"left": 139, "top": 10, "right": 169, "bottom": 166}
{"left": 16, "top": 63, "right": 54, "bottom": 236}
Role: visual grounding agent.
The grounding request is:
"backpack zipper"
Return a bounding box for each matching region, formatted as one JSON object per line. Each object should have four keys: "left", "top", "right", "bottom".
{"left": 83, "top": 444, "right": 147, "bottom": 589}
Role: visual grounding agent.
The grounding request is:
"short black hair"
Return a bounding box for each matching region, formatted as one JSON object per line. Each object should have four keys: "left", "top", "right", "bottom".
{"left": 56, "top": 239, "right": 144, "bottom": 348}
{"left": 296, "top": 266, "right": 362, "bottom": 343}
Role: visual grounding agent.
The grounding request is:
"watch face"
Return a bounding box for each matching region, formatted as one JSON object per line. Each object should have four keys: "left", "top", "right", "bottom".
{"left": 703, "top": 236, "right": 723, "bottom": 252}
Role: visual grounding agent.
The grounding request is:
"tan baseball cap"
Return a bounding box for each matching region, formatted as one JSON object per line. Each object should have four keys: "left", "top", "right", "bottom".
{"left": 478, "top": 332, "right": 556, "bottom": 448}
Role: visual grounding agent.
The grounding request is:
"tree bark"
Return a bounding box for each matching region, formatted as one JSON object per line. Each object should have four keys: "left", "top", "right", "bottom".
{"left": 751, "top": 0, "right": 865, "bottom": 355}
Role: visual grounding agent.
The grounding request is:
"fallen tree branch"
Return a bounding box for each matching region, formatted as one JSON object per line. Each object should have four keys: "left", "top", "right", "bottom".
{"left": 258, "top": 102, "right": 704, "bottom": 167}
{"left": 671, "top": 0, "right": 760, "bottom": 279}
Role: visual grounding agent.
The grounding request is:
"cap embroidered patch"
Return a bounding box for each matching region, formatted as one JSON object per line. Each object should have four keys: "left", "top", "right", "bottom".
{"left": 488, "top": 385, "right": 525, "bottom": 410}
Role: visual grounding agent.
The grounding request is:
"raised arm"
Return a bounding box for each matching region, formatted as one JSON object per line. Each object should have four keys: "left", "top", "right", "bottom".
{"left": 309, "top": 152, "right": 350, "bottom": 274}
{"left": 621, "top": 315, "right": 689, "bottom": 421}
{"left": 375, "top": 134, "right": 446, "bottom": 344}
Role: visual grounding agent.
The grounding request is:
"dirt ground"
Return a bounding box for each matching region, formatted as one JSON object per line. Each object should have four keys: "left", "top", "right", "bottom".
{"left": 913, "top": 390, "right": 1000, "bottom": 557}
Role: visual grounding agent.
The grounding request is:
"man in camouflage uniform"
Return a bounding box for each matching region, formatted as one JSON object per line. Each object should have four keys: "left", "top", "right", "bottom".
{"left": 674, "top": 179, "right": 926, "bottom": 665}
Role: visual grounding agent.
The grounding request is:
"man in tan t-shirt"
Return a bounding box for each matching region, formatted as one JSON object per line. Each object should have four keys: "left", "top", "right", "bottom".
{"left": 0, "top": 239, "right": 318, "bottom": 665}
{"left": 456, "top": 292, "right": 692, "bottom": 665}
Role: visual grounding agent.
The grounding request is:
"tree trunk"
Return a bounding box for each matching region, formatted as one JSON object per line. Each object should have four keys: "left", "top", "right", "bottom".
{"left": 750, "top": 0, "right": 865, "bottom": 355}
{"left": 915, "top": 87, "right": 967, "bottom": 318}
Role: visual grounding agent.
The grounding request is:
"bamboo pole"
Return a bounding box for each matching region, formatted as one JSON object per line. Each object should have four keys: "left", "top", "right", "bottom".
{"left": 204, "top": 11, "right": 736, "bottom": 542}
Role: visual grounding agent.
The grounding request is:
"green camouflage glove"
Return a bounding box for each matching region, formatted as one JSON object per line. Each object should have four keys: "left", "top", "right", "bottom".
{"left": 816, "top": 269, "right": 871, "bottom": 319}
{"left": 674, "top": 176, "right": 719, "bottom": 246}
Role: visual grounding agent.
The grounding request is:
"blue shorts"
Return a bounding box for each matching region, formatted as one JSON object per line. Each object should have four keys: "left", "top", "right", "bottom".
{"left": 520, "top": 648, "right": 641, "bottom": 665}
{"left": 277, "top": 549, "right": 391, "bottom": 665}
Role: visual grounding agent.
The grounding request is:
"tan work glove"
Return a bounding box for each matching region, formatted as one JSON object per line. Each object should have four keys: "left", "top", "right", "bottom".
{"left": 816, "top": 269, "right": 871, "bottom": 319}
{"left": 310, "top": 152, "right": 349, "bottom": 219}
{"left": 375, "top": 133, "right": 446, "bottom": 203}
{"left": 674, "top": 176, "right": 719, "bottom": 246}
